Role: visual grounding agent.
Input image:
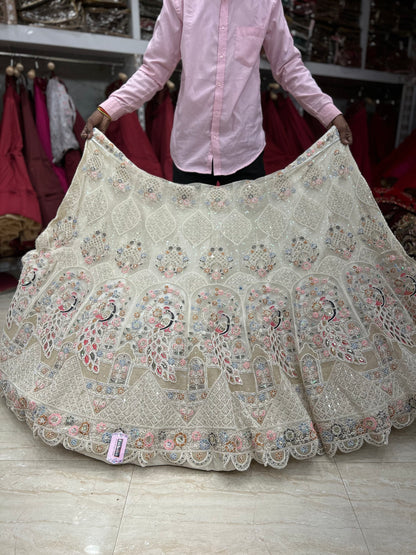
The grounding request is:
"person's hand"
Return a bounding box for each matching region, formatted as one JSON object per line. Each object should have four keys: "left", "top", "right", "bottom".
{"left": 331, "top": 114, "right": 353, "bottom": 146}
{"left": 81, "top": 109, "right": 111, "bottom": 140}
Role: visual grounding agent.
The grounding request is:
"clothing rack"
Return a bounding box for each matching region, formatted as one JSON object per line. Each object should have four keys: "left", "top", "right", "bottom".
{"left": 0, "top": 51, "right": 125, "bottom": 68}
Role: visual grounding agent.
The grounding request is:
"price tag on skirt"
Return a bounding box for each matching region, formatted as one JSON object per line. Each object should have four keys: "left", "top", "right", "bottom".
{"left": 106, "top": 432, "right": 128, "bottom": 464}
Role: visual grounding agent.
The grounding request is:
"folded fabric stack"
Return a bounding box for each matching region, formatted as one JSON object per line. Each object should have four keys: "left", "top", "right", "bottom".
{"left": 366, "top": 0, "right": 415, "bottom": 73}
{"left": 0, "top": 0, "right": 18, "bottom": 23}
{"left": 280, "top": 0, "right": 362, "bottom": 67}
{"left": 15, "top": 0, "right": 130, "bottom": 36}
{"left": 311, "top": 0, "right": 362, "bottom": 67}
{"left": 282, "top": 1, "right": 316, "bottom": 58}
{"left": 139, "top": 0, "right": 162, "bottom": 40}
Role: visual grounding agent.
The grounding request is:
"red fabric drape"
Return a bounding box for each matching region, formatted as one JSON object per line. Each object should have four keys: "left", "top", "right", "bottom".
{"left": 34, "top": 77, "right": 68, "bottom": 192}
{"left": 303, "top": 111, "right": 327, "bottom": 141}
{"left": 0, "top": 77, "right": 42, "bottom": 253}
{"left": 106, "top": 112, "right": 163, "bottom": 178}
{"left": 20, "top": 84, "right": 65, "bottom": 227}
{"left": 373, "top": 128, "right": 416, "bottom": 185}
{"left": 346, "top": 101, "right": 372, "bottom": 183}
{"left": 276, "top": 95, "right": 315, "bottom": 152}
{"left": 369, "top": 104, "right": 397, "bottom": 170}
{"left": 262, "top": 91, "right": 300, "bottom": 173}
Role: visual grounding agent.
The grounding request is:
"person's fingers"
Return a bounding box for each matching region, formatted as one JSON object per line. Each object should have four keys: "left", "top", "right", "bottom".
{"left": 339, "top": 125, "right": 353, "bottom": 146}
{"left": 331, "top": 115, "right": 353, "bottom": 146}
{"left": 97, "top": 117, "right": 111, "bottom": 134}
{"left": 338, "top": 119, "right": 353, "bottom": 145}
{"left": 80, "top": 110, "right": 107, "bottom": 140}
{"left": 81, "top": 120, "right": 94, "bottom": 140}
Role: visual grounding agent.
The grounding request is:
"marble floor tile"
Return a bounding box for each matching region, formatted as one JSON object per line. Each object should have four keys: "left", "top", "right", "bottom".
{"left": 0, "top": 401, "right": 86, "bottom": 462}
{"left": 113, "top": 461, "right": 369, "bottom": 554}
{"left": 334, "top": 425, "right": 416, "bottom": 464}
{"left": 336, "top": 462, "right": 416, "bottom": 555}
{"left": 0, "top": 459, "right": 133, "bottom": 554}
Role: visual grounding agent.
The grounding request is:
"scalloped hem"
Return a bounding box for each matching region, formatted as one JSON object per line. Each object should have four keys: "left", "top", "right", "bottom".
{"left": 2, "top": 380, "right": 415, "bottom": 472}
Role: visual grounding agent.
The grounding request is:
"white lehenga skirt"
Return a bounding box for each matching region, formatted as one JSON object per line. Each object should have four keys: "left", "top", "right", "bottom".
{"left": 1, "top": 128, "right": 415, "bottom": 471}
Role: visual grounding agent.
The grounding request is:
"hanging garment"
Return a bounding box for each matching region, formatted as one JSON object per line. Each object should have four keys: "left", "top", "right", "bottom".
{"left": 106, "top": 111, "right": 163, "bottom": 178}
{"left": 346, "top": 100, "right": 372, "bottom": 184}
{"left": 303, "top": 110, "right": 327, "bottom": 141}
{"left": 64, "top": 110, "right": 86, "bottom": 184}
{"left": 20, "top": 84, "right": 65, "bottom": 228}
{"left": 34, "top": 77, "right": 69, "bottom": 192}
{"left": 275, "top": 95, "right": 316, "bottom": 152}
{"left": 372, "top": 128, "right": 416, "bottom": 187}
{"left": 370, "top": 128, "right": 416, "bottom": 247}
{"left": 261, "top": 91, "right": 300, "bottom": 173}
{"left": 145, "top": 86, "right": 174, "bottom": 181}
{"left": 368, "top": 103, "right": 397, "bottom": 170}
{"left": 1, "top": 128, "right": 415, "bottom": 472}
{"left": 0, "top": 77, "right": 42, "bottom": 256}
{"left": 46, "top": 76, "right": 79, "bottom": 165}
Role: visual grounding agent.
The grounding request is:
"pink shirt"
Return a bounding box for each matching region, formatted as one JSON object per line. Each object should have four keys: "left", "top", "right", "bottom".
{"left": 101, "top": 0, "right": 341, "bottom": 175}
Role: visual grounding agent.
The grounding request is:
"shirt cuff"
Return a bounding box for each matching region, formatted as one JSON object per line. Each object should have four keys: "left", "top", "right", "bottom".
{"left": 318, "top": 104, "right": 343, "bottom": 128}
{"left": 99, "top": 97, "right": 128, "bottom": 121}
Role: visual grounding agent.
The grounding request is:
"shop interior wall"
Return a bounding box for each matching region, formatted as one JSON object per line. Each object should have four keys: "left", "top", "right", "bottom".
{"left": 0, "top": 55, "right": 414, "bottom": 137}
{"left": 0, "top": 57, "right": 119, "bottom": 121}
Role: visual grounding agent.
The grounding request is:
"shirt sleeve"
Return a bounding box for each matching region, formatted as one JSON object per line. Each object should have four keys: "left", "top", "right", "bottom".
{"left": 100, "top": 0, "right": 182, "bottom": 121}
{"left": 263, "top": 0, "right": 341, "bottom": 128}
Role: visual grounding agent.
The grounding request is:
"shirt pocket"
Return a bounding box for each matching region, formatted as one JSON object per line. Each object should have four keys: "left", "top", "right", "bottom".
{"left": 234, "top": 26, "right": 265, "bottom": 68}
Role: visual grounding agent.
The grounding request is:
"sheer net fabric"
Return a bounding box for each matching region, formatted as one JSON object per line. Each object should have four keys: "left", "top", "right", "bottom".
{"left": 1, "top": 128, "right": 415, "bottom": 471}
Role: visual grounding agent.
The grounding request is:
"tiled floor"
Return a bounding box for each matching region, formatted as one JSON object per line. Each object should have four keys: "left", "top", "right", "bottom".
{"left": 1, "top": 289, "right": 415, "bottom": 555}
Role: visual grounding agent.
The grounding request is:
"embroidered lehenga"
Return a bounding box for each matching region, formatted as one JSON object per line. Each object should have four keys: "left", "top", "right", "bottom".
{"left": 1, "top": 128, "right": 415, "bottom": 471}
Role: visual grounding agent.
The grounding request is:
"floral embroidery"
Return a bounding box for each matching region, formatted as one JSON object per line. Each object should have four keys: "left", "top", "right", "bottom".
{"left": 330, "top": 149, "right": 352, "bottom": 178}
{"left": 81, "top": 231, "right": 110, "bottom": 265}
{"left": 302, "top": 161, "right": 326, "bottom": 190}
{"left": 171, "top": 185, "right": 197, "bottom": 209}
{"left": 358, "top": 216, "right": 388, "bottom": 250}
{"left": 139, "top": 178, "right": 163, "bottom": 203}
{"left": 325, "top": 225, "right": 356, "bottom": 259}
{"left": 115, "top": 239, "right": 147, "bottom": 273}
{"left": 83, "top": 149, "right": 103, "bottom": 181}
{"left": 238, "top": 181, "right": 265, "bottom": 209}
{"left": 270, "top": 172, "right": 296, "bottom": 201}
{"left": 242, "top": 244, "right": 276, "bottom": 277}
{"left": 1, "top": 127, "right": 415, "bottom": 474}
{"left": 109, "top": 163, "right": 131, "bottom": 193}
{"left": 52, "top": 216, "right": 78, "bottom": 248}
{"left": 285, "top": 236, "right": 319, "bottom": 269}
{"left": 155, "top": 244, "right": 189, "bottom": 278}
{"left": 200, "top": 247, "right": 233, "bottom": 280}
{"left": 205, "top": 188, "right": 230, "bottom": 211}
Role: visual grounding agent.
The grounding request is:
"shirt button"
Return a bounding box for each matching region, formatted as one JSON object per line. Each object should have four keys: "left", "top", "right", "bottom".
{"left": 217, "top": 83, "right": 222, "bottom": 87}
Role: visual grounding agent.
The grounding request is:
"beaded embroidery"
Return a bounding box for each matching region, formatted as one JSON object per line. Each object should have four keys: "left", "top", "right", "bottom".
{"left": 1, "top": 128, "right": 415, "bottom": 472}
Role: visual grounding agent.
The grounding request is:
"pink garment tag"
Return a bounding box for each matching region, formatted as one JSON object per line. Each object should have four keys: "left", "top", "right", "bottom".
{"left": 106, "top": 432, "right": 128, "bottom": 464}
